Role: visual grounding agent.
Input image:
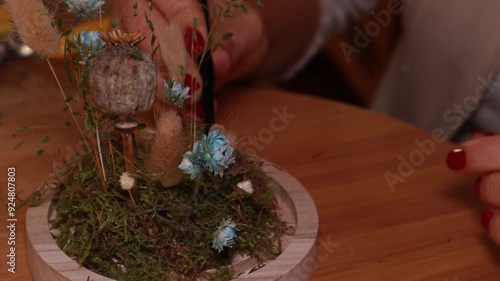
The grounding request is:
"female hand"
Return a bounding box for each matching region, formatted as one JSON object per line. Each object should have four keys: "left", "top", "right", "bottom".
{"left": 111, "top": 0, "right": 268, "bottom": 106}
{"left": 111, "top": 0, "right": 318, "bottom": 106}
{"left": 447, "top": 132, "right": 500, "bottom": 245}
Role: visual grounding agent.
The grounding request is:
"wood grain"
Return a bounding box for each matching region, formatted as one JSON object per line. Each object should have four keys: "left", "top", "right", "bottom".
{"left": 1, "top": 57, "right": 500, "bottom": 280}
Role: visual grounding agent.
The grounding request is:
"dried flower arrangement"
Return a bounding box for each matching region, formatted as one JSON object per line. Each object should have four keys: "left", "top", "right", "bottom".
{"left": 2, "top": 0, "right": 305, "bottom": 280}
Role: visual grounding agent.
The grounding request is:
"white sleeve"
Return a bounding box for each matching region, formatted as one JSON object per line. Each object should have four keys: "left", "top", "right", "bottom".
{"left": 280, "top": 0, "right": 377, "bottom": 80}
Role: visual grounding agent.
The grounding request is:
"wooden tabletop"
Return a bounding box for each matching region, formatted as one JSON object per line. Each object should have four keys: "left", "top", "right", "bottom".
{"left": 1, "top": 57, "right": 499, "bottom": 281}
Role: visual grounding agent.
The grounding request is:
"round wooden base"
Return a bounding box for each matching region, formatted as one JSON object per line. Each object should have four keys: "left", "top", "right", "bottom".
{"left": 26, "top": 162, "right": 318, "bottom": 280}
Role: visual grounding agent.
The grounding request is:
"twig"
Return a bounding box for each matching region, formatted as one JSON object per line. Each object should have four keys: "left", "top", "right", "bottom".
{"left": 90, "top": 133, "right": 107, "bottom": 189}
{"left": 108, "top": 140, "right": 116, "bottom": 176}
{"left": 95, "top": 123, "right": 107, "bottom": 182}
{"left": 45, "top": 59, "right": 91, "bottom": 152}
{"left": 45, "top": 59, "right": 108, "bottom": 188}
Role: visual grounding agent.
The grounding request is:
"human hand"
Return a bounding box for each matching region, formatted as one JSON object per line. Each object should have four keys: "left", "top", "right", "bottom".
{"left": 111, "top": 0, "right": 267, "bottom": 108}
{"left": 447, "top": 132, "right": 500, "bottom": 245}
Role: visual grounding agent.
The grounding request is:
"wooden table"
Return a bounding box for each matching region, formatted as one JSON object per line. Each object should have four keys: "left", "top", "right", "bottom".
{"left": 1, "top": 57, "right": 498, "bottom": 281}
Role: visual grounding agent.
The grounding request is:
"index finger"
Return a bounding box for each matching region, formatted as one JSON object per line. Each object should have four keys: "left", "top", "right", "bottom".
{"left": 447, "top": 134, "right": 500, "bottom": 174}
{"left": 112, "top": 0, "right": 167, "bottom": 55}
{"left": 111, "top": 0, "right": 207, "bottom": 103}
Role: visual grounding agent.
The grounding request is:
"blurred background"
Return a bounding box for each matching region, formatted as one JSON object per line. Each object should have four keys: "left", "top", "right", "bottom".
{"left": 280, "top": 0, "right": 400, "bottom": 107}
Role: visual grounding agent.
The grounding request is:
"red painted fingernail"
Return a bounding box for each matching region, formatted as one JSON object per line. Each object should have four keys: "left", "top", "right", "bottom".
{"left": 184, "top": 27, "right": 205, "bottom": 58}
{"left": 195, "top": 103, "right": 204, "bottom": 120}
{"left": 473, "top": 131, "right": 496, "bottom": 138}
{"left": 446, "top": 148, "right": 466, "bottom": 171}
{"left": 474, "top": 178, "right": 482, "bottom": 196}
{"left": 185, "top": 74, "right": 201, "bottom": 94}
{"left": 482, "top": 210, "right": 494, "bottom": 231}
{"left": 478, "top": 131, "right": 496, "bottom": 136}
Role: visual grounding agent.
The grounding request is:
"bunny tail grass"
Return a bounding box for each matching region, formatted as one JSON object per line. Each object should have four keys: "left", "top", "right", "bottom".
{"left": 147, "top": 110, "right": 187, "bottom": 187}
{"left": 4, "top": 0, "right": 59, "bottom": 58}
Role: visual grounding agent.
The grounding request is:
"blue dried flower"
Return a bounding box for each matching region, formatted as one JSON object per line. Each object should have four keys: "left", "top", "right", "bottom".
{"left": 163, "top": 79, "right": 190, "bottom": 108}
{"left": 212, "top": 218, "right": 238, "bottom": 253}
{"left": 66, "top": 0, "right": 105, "bottom": 19}
{"left": 178, "top": 130, "right": 235, "bottom": 180}
{"left": 74, "top": 30, "right": 105, "bottom": 55}
{"left": 204, "top": 130, "right": 235, "bottom": 177}
{"left": 178, "top": 148, "right": 203, "bottom": 180}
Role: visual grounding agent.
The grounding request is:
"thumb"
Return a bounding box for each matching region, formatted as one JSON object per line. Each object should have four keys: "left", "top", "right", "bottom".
{"left": 209, "top": 4, "right": 267, "bottom": 88}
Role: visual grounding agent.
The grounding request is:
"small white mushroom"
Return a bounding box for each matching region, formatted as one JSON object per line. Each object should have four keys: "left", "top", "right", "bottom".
{"left": 120, "top": 172, "right": 136, "bottom": 191}
{"left": 237, "top": 180, "right": 253, "bottom": 194}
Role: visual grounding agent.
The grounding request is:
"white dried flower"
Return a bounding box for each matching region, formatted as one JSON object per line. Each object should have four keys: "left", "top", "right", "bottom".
{"left": 163, "top": 79, "right": 190, "bottom": 108}
{"left": 236, "top": 180, "right": 253, "bottom": 194}
{"left": 120, "top": 172, "right": 136, "bottom": 191}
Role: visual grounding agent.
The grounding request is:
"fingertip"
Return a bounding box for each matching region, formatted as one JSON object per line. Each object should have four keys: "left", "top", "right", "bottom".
{"left": 452, "top": 136, "right": 500, "bottom": 175}
{"left": 486, "top": 211, "right": 500, "bottom": 246}
{"left": 482, "top": 210, "right": 494, "bottom": 231}
{"left": 212, "top": 47, "right": 231, "bottom": 79}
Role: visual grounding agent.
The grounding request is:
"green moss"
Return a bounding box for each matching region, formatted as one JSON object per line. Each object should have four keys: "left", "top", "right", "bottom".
{"left": 51, "top": 146, "right": 290, "bottom": 281}
{"left": 207, "top": 266, "right": 235, "bottom": 281}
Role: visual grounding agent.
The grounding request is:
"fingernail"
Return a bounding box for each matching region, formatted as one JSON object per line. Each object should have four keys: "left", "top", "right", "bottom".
{"left": 195, "top": 103, "right": 204, "bottom": 120}
{"left": 472, "top": 131, "right": 496, "bottom": 138}
{"left": 481, "top": 210, "right": 494, "bottom": 231}
{"left": 474, "top": 178, "right": 482, "bottom": 196}
{"left": 185, "top": 74, "right": 201, "bottom": 94}
{"left": 446, "top": 148, "right": 466, "bottom": 171}
{"left": 184, "top": 27, "right": 205, "bottom": 58}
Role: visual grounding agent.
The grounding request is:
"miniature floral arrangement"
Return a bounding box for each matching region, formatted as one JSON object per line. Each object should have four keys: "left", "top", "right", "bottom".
{"left": 3, "top": 0, "right": 291, "bottom": 280}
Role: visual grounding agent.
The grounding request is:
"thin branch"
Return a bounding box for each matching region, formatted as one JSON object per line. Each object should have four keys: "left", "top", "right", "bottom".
{"left": 45, "top": 58, "right": 92, "bottom": 153}
{"left": 96, "top": 123, "right": 107, "bottom": 182}
{"left": 109, "top": 140, "right": 116, "bottom": 176}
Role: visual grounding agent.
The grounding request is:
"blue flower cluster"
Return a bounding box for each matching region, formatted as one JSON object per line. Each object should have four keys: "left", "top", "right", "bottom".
{"left": 163, "top": 79, "right": 190, "bottom": 108}
{"left": 212, "top": 218, "right": 238, "bottom": 253}
{"left": 66, "top": 0, "right": 105, "bottom": 19}
{"left": 178, "top": 130, "right": 235, "bottom": 180}
{"left": 74, "top": 30, "right": 105, "bottom": 55}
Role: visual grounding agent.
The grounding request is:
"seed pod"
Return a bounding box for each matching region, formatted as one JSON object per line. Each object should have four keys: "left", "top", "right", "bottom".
{"left": 89, "top": 29, "right": 157, "bottom": 116}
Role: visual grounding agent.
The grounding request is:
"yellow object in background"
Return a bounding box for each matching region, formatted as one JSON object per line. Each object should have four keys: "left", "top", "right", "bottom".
{"left": 0, "top": 6, "right": 110, "bottom": 60}
{"left": 53, "top": 17, "right": 111, "bottom": 60}
{"left": 0, "top": 7, "right": 14, "bottom": 36}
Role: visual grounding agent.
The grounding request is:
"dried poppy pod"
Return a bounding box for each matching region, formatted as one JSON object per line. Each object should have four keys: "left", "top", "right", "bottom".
{"left": 89, "top": 29, "right": 157, "bottom": 116}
